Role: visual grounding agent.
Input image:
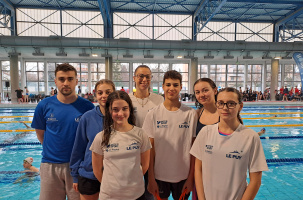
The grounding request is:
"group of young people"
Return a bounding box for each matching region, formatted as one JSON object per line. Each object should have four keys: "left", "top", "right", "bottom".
{"left": 31, "top": 63, "right": 268, "bottom": 200}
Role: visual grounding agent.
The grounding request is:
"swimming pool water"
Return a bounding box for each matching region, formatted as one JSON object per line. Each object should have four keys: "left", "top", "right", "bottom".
{"left": 0, "top": 106, "right": 303, "bottom": 199}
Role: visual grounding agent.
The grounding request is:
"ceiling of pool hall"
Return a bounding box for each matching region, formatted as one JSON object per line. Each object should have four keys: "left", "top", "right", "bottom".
{"left": 0, "top": 0, "right": 303, "bottom": 61}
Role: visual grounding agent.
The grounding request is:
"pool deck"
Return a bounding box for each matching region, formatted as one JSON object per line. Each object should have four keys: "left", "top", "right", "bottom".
{"left": 1, "top": 100, "right": 303, "bottom": 108}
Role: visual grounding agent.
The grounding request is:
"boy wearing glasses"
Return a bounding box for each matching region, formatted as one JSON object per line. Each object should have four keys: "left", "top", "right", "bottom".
{"left": 142, "top": 70, "right": 197, "bottom": 200}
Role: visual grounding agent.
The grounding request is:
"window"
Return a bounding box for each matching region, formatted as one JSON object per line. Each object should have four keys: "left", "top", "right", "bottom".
{"left": 26, "top": 62, "right": 45, "bottom": 93}
{"left": 172, "top": 64, "right": 189, "bottom": 93}
{"left": 113, "top": 62, "right": 130, "bottom": 93}
{"left": 91, "top": 63, "right": 105, "bottom": 91}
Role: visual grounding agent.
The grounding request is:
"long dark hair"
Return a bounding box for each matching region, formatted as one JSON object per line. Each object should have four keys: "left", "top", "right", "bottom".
{"left": 217, "top": 87, "right": 243, "bottom": 124}
{"left": 193, "top": 78, "right": 217, "bottom": 109}
{"left": 102, "top": 91, "right": 136, "bottom": 147}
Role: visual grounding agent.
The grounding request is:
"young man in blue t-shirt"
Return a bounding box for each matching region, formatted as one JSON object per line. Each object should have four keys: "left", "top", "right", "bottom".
{"left": 31, "top": 63, "right": 94, "bottom": 200}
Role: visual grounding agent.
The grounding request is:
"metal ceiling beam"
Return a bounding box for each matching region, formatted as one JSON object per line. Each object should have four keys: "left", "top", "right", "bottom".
{"left": 0, "top": 0, "right": 14, "bottom": 14}
{"left": 228, "top": 0, "right": 303, "bottom": 5}
{"left": 97, "top": 0, "right": 113, "bottom": 38}
{"left": 193, "top": 0, "right": 227, "bottom": 38}
{"left": 274, "top": 6, "right": 303, "bottom": 41}
{"left": 2, "top": 36, "right": 303, "bottom": 52}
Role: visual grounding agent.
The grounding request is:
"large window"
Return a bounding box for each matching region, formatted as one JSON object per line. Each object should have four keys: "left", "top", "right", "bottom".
{"left": 247, "top": 65, "right": 262, "bottom": 91}
{"left": 284, "top": 64, "right": 301, "bottom": 89}
{"left": 172, "top": 64, "right": 189, "bottom": 93}
{"left": 17, "top": 8, "right": 103, "bottom": 38}
{"left": 26, "top": 62, "right": 45, "bottom": 93}
{"left": 197, "top": 22, "right": 273, "bottom": 42}
{"left": 210, "top": 65, "right": 226, "bottom": 89}
{"left": 113, "top": 13, "right": 192, "bottom": 40}
{"left": 113, "top": 62, "right": 130, "bottom": 92}
{"left": 91, "top": 63, "right": 106, "bottom": 91}
{"left": 70, "top": 63, "right": 88, "bottom": 93}
{"left": 198, "top": 65, "right": 208, "bottom": 78}
{"left": 227, "top": 65, "right": 244, "bottom": 89}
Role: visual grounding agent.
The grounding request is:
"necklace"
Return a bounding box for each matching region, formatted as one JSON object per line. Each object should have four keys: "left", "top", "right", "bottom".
{"left": 134, "top": 93, "right": 149, "bottom": 108}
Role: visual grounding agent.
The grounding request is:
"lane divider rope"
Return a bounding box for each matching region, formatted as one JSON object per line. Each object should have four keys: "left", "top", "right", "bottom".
{"left": 246, "top": 124, "right": 303, "bottom": 127}
{"left": 260, "top": 136, "right": 303, "bottom": 139}
{"left": 0, "top": 130, "right": 34, "bottom": 132}
{"left": 0, "top": 116, "right": 33, "bottom": 118}
{"left": 0, "top": 121, "right": 32, "bottom": 123}
{"left": 243, "top": 117, "right": 303, "bottom": 120}
{"left": 242, "top": 112, "right": 303, "bottom": 115}
{"left": 0, "top": 142, "right": 41, "bottom": 147}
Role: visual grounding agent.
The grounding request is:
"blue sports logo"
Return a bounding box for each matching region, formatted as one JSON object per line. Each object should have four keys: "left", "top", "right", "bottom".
{"left": 226, "top": 150, "right": 242, "bottom": 159}
{"left": 179, "top": 121, "right": 190, "bottom": 128}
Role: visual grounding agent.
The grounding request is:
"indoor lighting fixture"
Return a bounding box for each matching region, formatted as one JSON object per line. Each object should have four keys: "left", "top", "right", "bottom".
{"left": 262, "top": 52, "right": 272, "bottom": 59}
{"left": 79, "top": 48, "right": 90, "bottom": 57}
{"left": 224, "top": 51, "right": 234, "bottom": 59}
{"left": 164, "top": 50, "right": 174, "bottom": 59}
{"left": 274, "top": 56, "right": 282, "bottom": 60}
{"left": 144, "top": 50, "right": 154, "bottom": 58}
{"left": 282, "top": 52, "right": 292, "bottom": 59}
{"left": 123, "top": 50, "right": 133, "bottom": 58}
{"left": 91, "top": 53, "right": 98, "bottom": 57}
{"left": 177, "top": 55, "right": 183, "bottom": 59}
{"left": 56, "top": 48, "right": 67, "bottom": 56}
{"left": 204, "top": 51, "right": 214, "bottom": 59}
{"left": 243, "top": 51, "right": 253, "bottom": 59}
{"left": 32, "top": 47, "right": 44, "bottom": 56}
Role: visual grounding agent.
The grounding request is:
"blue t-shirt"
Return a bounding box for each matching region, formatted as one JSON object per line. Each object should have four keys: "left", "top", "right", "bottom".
{"left": 31, "top": 96, "right": 94, "bottom": 163}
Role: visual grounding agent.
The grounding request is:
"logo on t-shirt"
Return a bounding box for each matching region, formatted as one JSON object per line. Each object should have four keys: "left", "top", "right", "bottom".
{"left": 126, "top": 140, "right": 140, "bottom": 150}
{"left": 205, "top": 144, "right": 213, "bottom": 154}
{"left": 226, "top": 150, "right": 242, "bottom": 160}
{"left": 47, "top": 113, "right": 58, "bottom": 122}
{"left": 179, "top": 121, "right": 190, "bottom": 128}
{"left": 105, "top": 143, "right": 119, "bottom": 152}
{"left": 157, "top": 120, "right": 168, "bottom": 128}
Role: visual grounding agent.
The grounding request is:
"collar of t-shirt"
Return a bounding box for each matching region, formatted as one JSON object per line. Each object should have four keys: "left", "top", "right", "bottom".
{"left": 218, "top": 129, "right": 232, "bottom": 136}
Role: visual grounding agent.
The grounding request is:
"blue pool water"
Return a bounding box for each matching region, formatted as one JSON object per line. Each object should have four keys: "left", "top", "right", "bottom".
{"left": 0, "top": 106, "right": 303, "bottom": 199}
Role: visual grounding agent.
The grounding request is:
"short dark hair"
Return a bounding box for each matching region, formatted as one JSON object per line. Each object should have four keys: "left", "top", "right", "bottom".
{"left": 55, "top": 63, "right": 77, "bottom": 77}
{"left": 163, "top": 70, "right": 182, "bottom": 84}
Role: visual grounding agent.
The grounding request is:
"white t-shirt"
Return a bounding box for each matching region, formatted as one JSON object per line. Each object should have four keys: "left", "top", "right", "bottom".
{"left": 142, "top": 103, "right": 197, "bottom": 182}
{"left": 90, "top": 126, "right": 152, "bottom": 200}
{"left": 190, "top": 123, "right": 268, "bottom": 200}
{"left": 129, "top": 93, "right": 164, "bottom": 128}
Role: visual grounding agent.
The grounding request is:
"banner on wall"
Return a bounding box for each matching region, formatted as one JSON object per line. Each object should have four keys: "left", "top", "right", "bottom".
{"left": 293, "top": 52, "right": 303, "bottom": 88}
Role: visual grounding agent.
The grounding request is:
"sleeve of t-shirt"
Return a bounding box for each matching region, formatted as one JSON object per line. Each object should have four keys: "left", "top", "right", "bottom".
{"left": 190, "top": 126, "right": 206, "bottom": 161}
{"left": 142, "top": 110, "right": 155, "bottom": 138}
{"left": 89, "top": 131, "right": 104, "bottom": 155}
{"left": 31, "top": 101, "right": 46, "bottom": 130}
{"left": 248, "top": 133, "right": 268, "bottom": 173}
{"left": 140, "top": 129, "right": 152, "bottom": 153}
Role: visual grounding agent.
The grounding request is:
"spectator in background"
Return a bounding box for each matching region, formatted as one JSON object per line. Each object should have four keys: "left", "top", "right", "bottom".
{"left": 50, "top": 87, "right": 55, "bottom": 96}
{"left": 24, "top": 87, "right": 29, "bottom": 103}
{"left": 120, "top": 86, "right": 125, "bottom": 92}
{"left": 15, "top": 88, "right": 23, "bottom": 104}
{"left": 78, "top": 86, "right": 81, "bottom": 96}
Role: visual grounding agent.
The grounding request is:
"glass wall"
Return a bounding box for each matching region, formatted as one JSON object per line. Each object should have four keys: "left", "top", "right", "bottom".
{"left": 91, "top": 63, "right": 106, "bottom": 91}
{"left": 113, "top": 62, "right": 130, "bottom": 92}
{"left": 25, "top": 62, "right": 45, "bottom": 93}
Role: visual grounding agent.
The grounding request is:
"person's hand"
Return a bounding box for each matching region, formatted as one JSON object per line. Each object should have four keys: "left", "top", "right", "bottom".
{"left": 182, "top": 177, "right": 194, "bottom": 194}
{"left": 73, "top": 183, "right": 79, "bottom": 192}
{"left": 147, "top": 179, "right": 159, "bottom": 198}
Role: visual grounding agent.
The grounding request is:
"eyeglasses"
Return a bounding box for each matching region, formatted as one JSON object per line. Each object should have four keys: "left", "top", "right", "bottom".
{"left": 216, "top": 101, "right": 239, "bottom": 109}
{"left": 135, "top": 74, "right": 153, "bottom": 80}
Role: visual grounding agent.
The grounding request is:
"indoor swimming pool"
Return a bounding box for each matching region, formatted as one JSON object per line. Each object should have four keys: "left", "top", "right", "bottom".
{"left": 0, "top": 105, "right": 302, "bottom": 199}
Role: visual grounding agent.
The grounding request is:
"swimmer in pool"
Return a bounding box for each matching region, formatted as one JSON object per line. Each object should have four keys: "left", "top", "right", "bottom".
{"left": 257, "top": 128, "right": 266, "bottom": 136}
{"left": 14, "top": 157, "right": 39, "bottom": 184}
{"left": 3, "top": 121, "right": 32, "bottom": 143}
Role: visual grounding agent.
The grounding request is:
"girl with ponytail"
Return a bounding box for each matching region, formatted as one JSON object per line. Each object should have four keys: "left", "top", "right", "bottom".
{"left": 190, "top": 87, "right": 268, "bottom": 200}
{"left": 90, "top": 91, "right": 151, "bottom": 200}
